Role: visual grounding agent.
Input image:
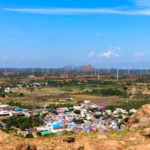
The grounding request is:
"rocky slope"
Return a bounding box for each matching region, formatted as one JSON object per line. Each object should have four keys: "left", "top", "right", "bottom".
{"left": 1, "top": 129, "right": 150, "bottom": 150}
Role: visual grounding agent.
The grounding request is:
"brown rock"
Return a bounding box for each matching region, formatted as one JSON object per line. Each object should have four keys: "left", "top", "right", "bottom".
{"left": 142, "top": 105, "right": 150, "bottom": 116}
{"left": 139, "top": 117, "right": 150, "bottom": 128}
{"left": 77, "top": 146, "right": 84, "bottom": 150}
{"left": 141, "top": 128, "right": 150, "bottom": 136}
{"left": 63, "top": 137, "right": 75, "bottom": 143}
{"left": 128, "top": 104, "right": 150, "bottom": 128}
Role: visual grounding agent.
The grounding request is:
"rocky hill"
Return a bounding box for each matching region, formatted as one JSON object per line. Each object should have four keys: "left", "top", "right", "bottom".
{"left": 80, "top": 65, "right": 96, "bottom": 72}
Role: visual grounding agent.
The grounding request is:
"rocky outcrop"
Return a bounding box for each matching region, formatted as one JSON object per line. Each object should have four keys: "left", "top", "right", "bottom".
{"left": 141, "top": 128, "right": 150, "bottom": 136}
{"left": 128, "top": 104, "right": 150, "bottom": 128}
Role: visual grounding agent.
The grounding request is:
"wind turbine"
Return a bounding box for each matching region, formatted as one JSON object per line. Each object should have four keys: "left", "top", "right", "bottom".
{"left": 128, "top": 68, "right": 130, "bottom": 75}
{"left": 140, "top": 68, "right": 142, "bottom": 77}
{"left": 117, "top": 68, "right": 119, "bottom": 81}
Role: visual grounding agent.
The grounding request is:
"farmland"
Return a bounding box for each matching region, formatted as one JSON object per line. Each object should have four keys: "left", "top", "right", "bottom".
{"left": 0, "top": 68, "right": 150, "bottom": 108}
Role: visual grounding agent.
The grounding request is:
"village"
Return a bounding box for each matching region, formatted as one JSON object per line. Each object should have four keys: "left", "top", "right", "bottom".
{"left": 0, "top": 70, "right": 148, "bottom": 139}
{"left": 0, "top": 97, "right": 137, "bottom": 138}
{"left": 1, "top": 1, "right": 150, "bottom": 148}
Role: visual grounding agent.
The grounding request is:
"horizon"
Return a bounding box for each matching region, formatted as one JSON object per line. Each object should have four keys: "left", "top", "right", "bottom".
{"left": 0, "top": 65, "right": 150, "bottom": 70}
{"left": 0, "top": 0, "right": 150, "bottom": 68}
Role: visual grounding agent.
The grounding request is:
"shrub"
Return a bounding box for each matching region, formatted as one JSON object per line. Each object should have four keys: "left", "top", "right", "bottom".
{"left": 19, "top": 93, "right": 24, "bottom": 97}
{"left": 73, "top": 119, "right": 84, "bottom": 124}
{"left": 25, "top": 133, "right": 33, "bottom": 138}
{"left": 74, "top": 110, "right": 81, "bottom": 114}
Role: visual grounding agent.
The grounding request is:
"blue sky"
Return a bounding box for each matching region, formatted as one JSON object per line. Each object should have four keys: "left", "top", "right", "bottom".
{"left": 0, "top": 0, "right": 150, "bottom": 68}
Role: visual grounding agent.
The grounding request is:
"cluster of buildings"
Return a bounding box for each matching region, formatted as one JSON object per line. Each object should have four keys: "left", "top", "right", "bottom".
{"left": 0, "top": 100, "right": 137, "bottom": 137}
{"left": 36, "top": 102, "right": 136, "bottom": 136}
{"left": 0, "top": 102, "right": 31, "bottom": 117}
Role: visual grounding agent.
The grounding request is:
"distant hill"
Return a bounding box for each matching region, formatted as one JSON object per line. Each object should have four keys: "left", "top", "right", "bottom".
{"left": 80, "top": 65, "right": 96, "bottom": 72}
{"left": 60, "top": 65, "right": 96, "bottom": 72}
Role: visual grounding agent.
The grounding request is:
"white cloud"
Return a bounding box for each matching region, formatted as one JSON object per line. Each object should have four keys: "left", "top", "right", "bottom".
{"left": 88, "top": 51, "right": 95, "bottom": 57}
{"left": 4, "top": 8, "right": 150, "bottom": 16}
{"left": 98, "top": 50, "right": 120, "bottom": 58}
{"left": 98, "top": 51, "right": 112, "bottom": 58}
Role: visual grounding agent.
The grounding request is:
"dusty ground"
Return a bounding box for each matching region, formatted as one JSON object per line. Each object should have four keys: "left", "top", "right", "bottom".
{"left": 0, "top": 95, "right": 131, "bottom": 106}
{"left": 73, "top": 95, "right": 131, "bottom": 105}
{"left": 1, "top": 129, "right": 150, "bottom": 150}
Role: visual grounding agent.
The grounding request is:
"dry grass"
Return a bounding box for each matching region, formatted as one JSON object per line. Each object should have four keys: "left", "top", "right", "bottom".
{"left": 72, "top": 94, "right": 131, "bottom": 105}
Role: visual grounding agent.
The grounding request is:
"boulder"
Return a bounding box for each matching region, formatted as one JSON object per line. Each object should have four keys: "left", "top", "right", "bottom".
{"left": 128, "top": 104, "right": 150, "bottom": 128}
{"left": 139, "top": 117, "right": 150, "bottom": 128}
{"left": 141, "top": 128, "right": 150, "bottom": 136}
{"left": 63, "top": 137, "right": 75, "bottom": 143}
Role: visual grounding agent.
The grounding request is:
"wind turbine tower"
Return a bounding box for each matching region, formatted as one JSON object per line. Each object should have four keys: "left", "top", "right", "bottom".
{"left": 140, "top": 69, "right": 142, "bottom": 77}
{"left": 117, "top": 69, "right": 119, "bottom": 81}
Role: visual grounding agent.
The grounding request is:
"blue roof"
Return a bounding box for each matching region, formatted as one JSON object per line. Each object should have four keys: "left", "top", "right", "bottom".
{"left": 51, "top": 124, "right": 62, "bottom": 129}
{"left": 15, "top": 109, "right": 23, "bottom": 112}
{"left": 46, "top": 108, "right": 51, "bottom": 112}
